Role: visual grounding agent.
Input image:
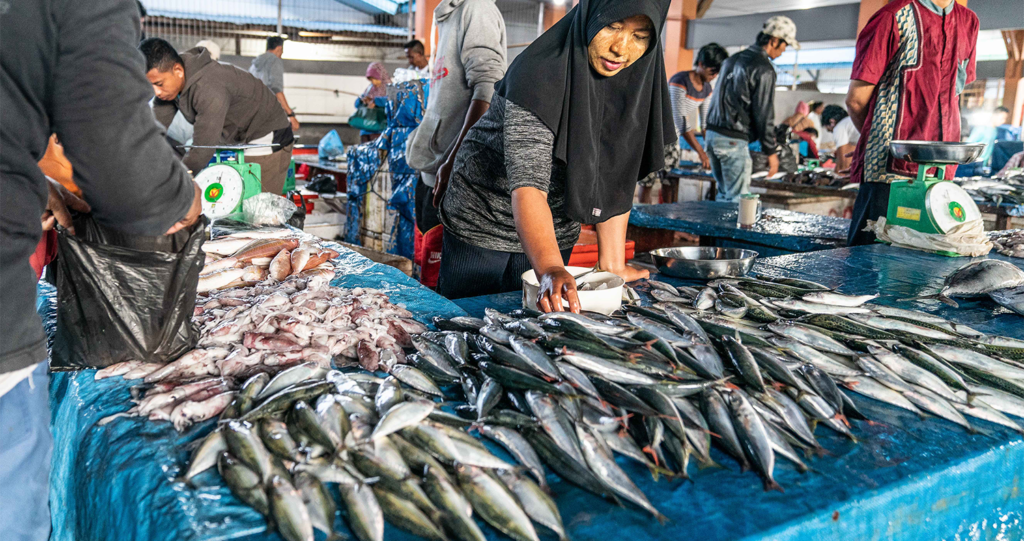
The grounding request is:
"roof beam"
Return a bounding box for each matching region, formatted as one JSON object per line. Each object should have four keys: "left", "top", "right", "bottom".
{"left": 696, "top": 0, "right": 714, "bottom": 19}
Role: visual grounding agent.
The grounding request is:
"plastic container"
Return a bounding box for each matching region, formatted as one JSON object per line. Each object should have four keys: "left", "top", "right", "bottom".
{"left": 522, "top": 266, "right": 624, "bottom": 315}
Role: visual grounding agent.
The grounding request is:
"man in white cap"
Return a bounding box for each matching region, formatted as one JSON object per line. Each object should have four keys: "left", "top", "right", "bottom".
{"left": 704, "top": 16, "right": 797, "bottom": 201}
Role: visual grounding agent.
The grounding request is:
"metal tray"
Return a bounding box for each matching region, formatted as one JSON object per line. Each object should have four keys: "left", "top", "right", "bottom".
{"left": 649, "top": 247, "right": 758, "bottom": 280}
{"left": 889, "top": 141, "right": 986, "bottom": 165}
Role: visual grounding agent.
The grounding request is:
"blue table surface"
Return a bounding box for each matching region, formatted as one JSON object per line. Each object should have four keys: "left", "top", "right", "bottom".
{"left": 43, "top": 242, "right": 1024, "bottom": 541}
{"left": 630, "top": 201, "right": 850, "bottom": 253}
{"left": 454, "top": 244, "right": 1024, "bottom": 540}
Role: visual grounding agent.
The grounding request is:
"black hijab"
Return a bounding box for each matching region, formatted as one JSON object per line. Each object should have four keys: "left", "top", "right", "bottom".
{"left": 494, "top": 0, "right": 674, "bottom": 224}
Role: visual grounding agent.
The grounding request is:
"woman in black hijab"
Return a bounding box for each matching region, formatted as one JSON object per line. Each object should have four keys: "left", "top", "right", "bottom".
{"left": 434, "top": 0, "right": 675, "bottom": 312}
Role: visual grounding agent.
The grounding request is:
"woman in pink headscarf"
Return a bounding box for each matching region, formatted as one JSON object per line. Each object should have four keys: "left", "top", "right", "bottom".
{"left": 355, "top": 62, "right": 392, "bottom": 142}
{"left": 783, "top": 101, "right": 814, "bottom": 132}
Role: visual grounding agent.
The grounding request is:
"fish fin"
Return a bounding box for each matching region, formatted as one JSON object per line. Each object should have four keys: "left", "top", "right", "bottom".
{"left": 969, "top": 424, "right": 994, "bottom": 438}
{"left": 696, "top": 458, "right": 722, "bottom": 470}
{"left": 763, "top": 478, "right": 785, "bottom": 493}
{"left": 739, "top": 460, "right": 751, "bottom": 473}
{"left": 937, "top": 295, "right": 960, "bottom": 308}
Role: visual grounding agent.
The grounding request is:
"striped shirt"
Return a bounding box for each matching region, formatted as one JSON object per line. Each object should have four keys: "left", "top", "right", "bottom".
{"left": 668, "top": 71, "right": 713, "bottom": 137}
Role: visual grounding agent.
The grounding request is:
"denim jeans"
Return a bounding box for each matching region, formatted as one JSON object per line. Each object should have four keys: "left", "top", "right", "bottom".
{"left": 0, "top": 362, "right": 51, "bottom": 541}
{"left": 706, "top": 130, "right": 753, "bottom": 202}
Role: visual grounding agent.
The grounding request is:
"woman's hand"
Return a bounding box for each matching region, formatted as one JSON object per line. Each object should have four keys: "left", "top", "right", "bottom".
{"left": 41, "top": 177, "right": 90, "bottom": 234}
{"left": 537, "top": 266, "right": 581, "bottom": 313}
{"left": 360, "top": 96, "right": 374, "bottom": 107}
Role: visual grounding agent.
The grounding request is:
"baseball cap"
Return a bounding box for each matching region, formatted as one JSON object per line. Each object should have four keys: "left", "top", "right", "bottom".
{"left": 762, "top": 16, "right": 799, "bottom": 49}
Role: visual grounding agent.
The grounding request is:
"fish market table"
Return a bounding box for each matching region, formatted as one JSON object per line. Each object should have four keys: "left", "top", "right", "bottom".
{"left": 629, "top": 201, "right": 850, "bottom": 257}
{"left": 455, "top": 243, "right": 1024, "bottom": 540}
{"left": 44, "top": 240, "right": 467, "bottom": 541}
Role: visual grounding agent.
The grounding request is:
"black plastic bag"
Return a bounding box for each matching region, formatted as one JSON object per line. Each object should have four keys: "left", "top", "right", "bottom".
{"left": 51, "top": 214, "right": 209, "bottom": 370}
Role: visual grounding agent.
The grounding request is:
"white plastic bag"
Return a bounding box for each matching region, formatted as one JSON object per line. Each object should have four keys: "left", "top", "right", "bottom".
{"left": 868, "top": 217, "right": 993, "bottom": 257}
{"left": 242, "top": 193, "right": 297, "bottom": 226}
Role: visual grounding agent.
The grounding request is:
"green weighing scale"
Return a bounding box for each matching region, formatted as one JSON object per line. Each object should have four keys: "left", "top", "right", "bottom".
{"left": 185, "top": 144, "right": 294, "bottom": 219}
{"left": 883, "top": 140, "right": 986, "bottom": 256}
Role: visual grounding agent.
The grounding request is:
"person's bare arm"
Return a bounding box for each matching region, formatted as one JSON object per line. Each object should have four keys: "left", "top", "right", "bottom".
{"left": 835, "top": 143, "right": 857, "bottom": 173}
{"left": 432, "top": 99, "right": 490, "bottom": 206}
{"left": 513, "top": 187, "right": 581, "bottom": 313}
{"left": 846, "top": 80, "right": 875, "bottom": 132}
{"left": 595, "top": 212, "right": 649, "bottom": 282}
{"left": 275, "top": 91, "right": 299, "bottom": 131}
{"left": 682, "top": 130, "right": 709, "bottom": 169}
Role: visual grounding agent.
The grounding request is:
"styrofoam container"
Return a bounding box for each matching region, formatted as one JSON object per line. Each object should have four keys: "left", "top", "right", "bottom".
{"left": 522, "top": 266, "right": 624, "bottom": 315}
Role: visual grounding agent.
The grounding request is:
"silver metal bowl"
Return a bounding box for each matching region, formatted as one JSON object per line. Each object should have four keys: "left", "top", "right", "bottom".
{"left": 650, "top": 247, "right": 758, "bottom": 280}
{"left": 889, "top": 141, "right": 986, "bottom": 165}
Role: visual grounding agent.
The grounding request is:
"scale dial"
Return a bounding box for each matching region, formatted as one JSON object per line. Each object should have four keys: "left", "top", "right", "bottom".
{"left": 195, "top": 164, "right": 245, "bottom": 219}
{"left": 926, "top": 182, "right": 982, "bottom": 234}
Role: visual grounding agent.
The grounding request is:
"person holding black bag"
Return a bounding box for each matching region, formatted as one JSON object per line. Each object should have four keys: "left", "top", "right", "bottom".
{"left": 1, "top": 0, "right": 202, "bottom": 537}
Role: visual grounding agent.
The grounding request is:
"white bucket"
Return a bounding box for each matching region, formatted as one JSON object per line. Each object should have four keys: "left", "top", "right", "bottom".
{"left": 522, "top": 267, "right": 624, "bottom": 315}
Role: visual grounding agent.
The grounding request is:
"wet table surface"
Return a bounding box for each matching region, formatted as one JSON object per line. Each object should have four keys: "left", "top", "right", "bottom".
{"left": 454, "top": 244, "right": 1024, "bottom": 540}
{"left": 44, "top": 242, "right": 1024, "bottom": 541}
{"left": 630, "top": 201, "right": 850, "bottom": 256}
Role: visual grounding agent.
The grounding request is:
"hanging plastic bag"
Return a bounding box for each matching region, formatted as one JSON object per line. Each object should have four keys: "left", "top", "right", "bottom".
{"left": 318, "top": 129, "right": 345, "bottom": 160}
{"left": 51, "top": 214, "right": 209, "bottom": 370}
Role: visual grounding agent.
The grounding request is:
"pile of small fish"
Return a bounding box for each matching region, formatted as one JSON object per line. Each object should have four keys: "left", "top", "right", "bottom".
{"left": 956, "top": 177, "right": 1024, "bottom": 208}
{"left": 779, "top": 169, "right": 849, "bottom": 189}
{"left": 95, "top": 233, "right": 426, "bottom": 431}
{"left": 991, "top": 230, "right": 1024, "bottom": 259}
{"left": 908, "top": 259, "right": 1024, "bottom": 317}
{"left": 199, "top": 229, "right": 341, "bottom": 293}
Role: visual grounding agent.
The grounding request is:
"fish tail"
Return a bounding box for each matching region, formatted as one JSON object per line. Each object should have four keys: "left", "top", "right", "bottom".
{"left": 654, "top": 511, "right": 670, "bottom": 525}
{"left": 763, "top": 478, "right": 785, "bottom": 493}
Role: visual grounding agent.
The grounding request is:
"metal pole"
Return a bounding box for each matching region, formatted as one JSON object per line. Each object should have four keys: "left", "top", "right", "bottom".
{"left": 791, "top": 49, "right": 799, "bottom": 91}
{"left": 277, "top": 0, "right": 283, "bottom": 35}
{"left": 537, "top": 1, "right": 545, "bottom": 38}
{"left": 409, "top": 0, "right": 415, "bottom": 40}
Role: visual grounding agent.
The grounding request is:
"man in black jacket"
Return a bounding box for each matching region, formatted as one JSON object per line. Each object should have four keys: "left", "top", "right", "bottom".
{"left": 704, "top": 16, "right": 797, "bottom": 202}
{"left": 1, "top": 1, "right": 201, "bottom": 537}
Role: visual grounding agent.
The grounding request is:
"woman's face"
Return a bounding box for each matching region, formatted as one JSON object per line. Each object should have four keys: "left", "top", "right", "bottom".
{"left": 369, "top": 77, "right": 382, "bottom": 86}
{"left": 588, "top": 15, "right": 654, "bottom": 77}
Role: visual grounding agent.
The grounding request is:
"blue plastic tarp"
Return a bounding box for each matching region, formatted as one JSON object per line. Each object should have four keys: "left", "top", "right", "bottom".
{"left": 47, "top": 240, "right": 467, "bottom": 541}
{"left": 41, "top": 242, "right": 1024, "bottom": 541}
{"left": 454, "top": 244, "right": 1024, "bottom": 540}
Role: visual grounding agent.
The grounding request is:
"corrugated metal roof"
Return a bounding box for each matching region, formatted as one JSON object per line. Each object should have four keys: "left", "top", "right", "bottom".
{"left": 145, "top": 0, "right": 407, "bottom": 35}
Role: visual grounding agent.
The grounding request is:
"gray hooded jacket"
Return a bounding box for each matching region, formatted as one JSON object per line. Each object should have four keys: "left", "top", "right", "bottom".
{"left": 405, "top": 0, "right": 507, "bottom": 183}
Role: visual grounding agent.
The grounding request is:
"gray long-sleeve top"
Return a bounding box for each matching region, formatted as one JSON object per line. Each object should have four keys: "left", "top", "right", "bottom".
{"left": 0, "top": 0, "right": 195, "bottom": 374}
{"left": 152, "top": 48, "right": 289, "bottom": 174}
{"left": 441, "top": 95, "right": 675, "bottom": 253}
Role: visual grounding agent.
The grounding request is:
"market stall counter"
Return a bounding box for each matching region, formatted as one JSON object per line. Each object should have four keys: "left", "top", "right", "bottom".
{"left": 454, "top": 243, "right": 1024, "bottom": 541}
{"left": 629, "top": 201, "right": 849, "bottom": 257}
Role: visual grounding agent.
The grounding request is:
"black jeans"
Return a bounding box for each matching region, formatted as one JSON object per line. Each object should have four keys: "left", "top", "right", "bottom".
{"left": 437, "top": 232, "right": 573, "bottom": 300}
{"left": 848, "top": 182, "right": 891, "bottom": 246}
{"left": 415, "top": 177, "right": 441, "bottom": 233}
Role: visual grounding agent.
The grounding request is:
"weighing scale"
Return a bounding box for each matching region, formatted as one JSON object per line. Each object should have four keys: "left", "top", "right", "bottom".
{"left": 883, "top": 141, "right": 986, "bottom": 256}
{"left": 184, "top": 144, "right": 273, "bottom": 220}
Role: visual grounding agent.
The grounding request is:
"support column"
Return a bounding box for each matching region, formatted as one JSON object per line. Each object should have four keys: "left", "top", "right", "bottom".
{"left": 543, "top": 3, "right": 567, "bottom": 31}
{"left": 664, "top": 0, "right": 697, "bottom": 77}
{"left": 1005, "top": 30, "right": 1024, "bottom": 127}
{"left": 415, "top": 0, "right": 444, "bottom": 55}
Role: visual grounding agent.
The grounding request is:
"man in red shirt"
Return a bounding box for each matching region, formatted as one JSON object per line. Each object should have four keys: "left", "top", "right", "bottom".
{"left": 845, "top": 0, "right": 978, "bottom": 246}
